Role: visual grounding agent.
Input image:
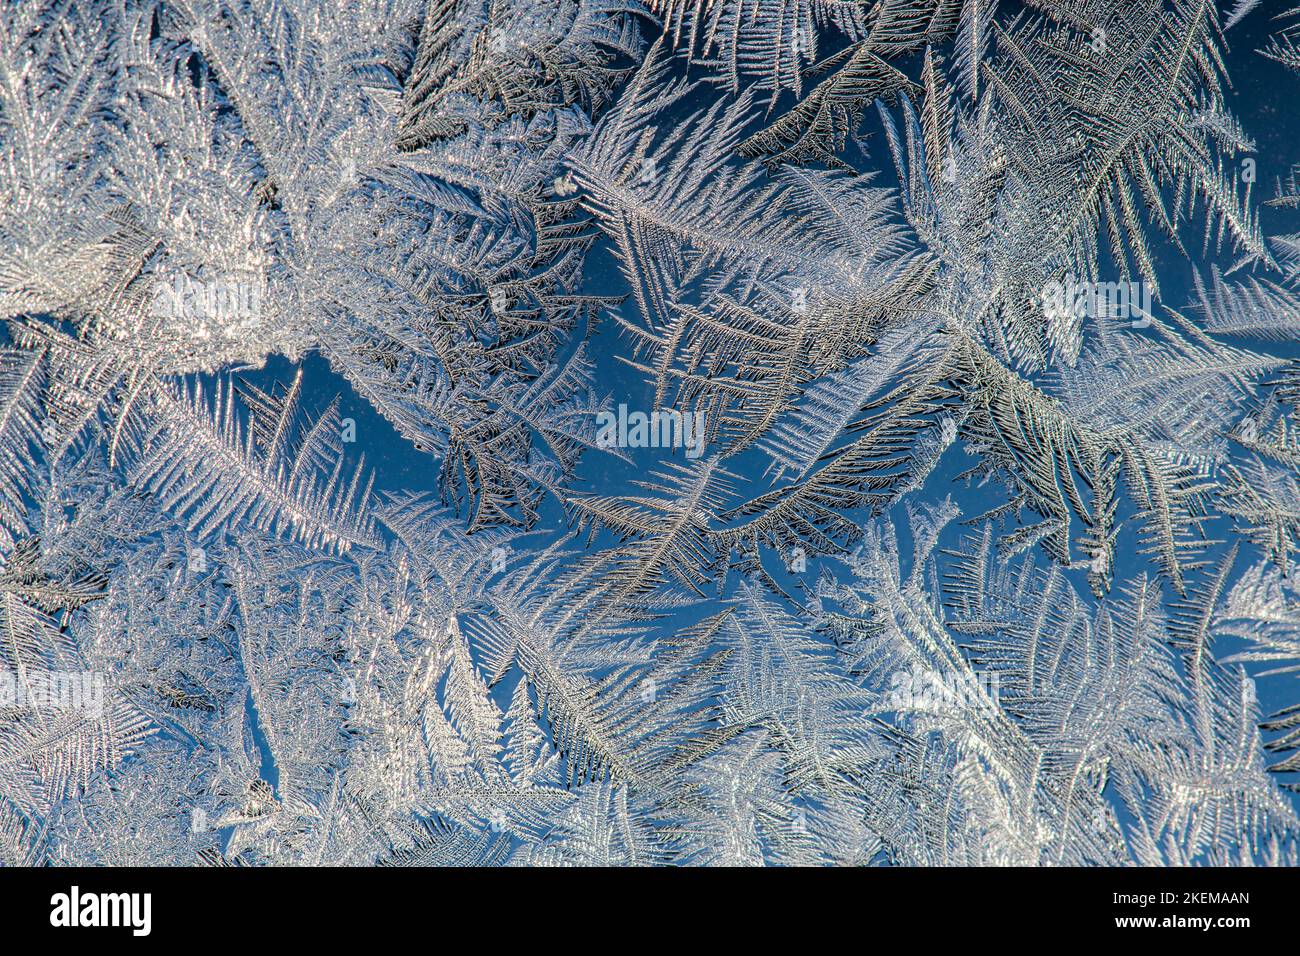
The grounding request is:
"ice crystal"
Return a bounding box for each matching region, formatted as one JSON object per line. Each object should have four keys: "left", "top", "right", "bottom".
{"left": 2, "top": 0, "right": 1300, "bottom": 867}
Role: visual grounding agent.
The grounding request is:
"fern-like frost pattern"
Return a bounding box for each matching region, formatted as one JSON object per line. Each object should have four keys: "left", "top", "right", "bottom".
{"left": 1, "top": 0, "right": 1300, "bottom": 867}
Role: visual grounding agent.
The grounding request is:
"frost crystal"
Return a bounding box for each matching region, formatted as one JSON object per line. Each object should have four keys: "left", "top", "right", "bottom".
{"left": 1, "top": 0, "right": 1299, "bottom": 867}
